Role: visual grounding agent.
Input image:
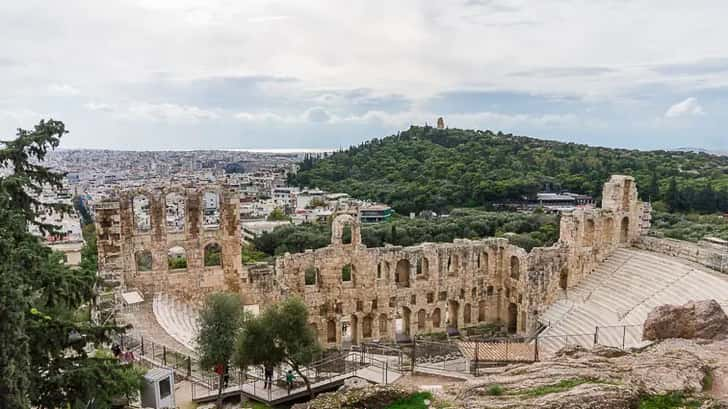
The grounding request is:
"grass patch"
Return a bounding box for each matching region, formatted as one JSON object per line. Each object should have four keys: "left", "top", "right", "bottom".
{"left": 486, "top": 384, "right": 504, "bottom": 396}
{"left": 386, "top": 392, "right": 434, "bottom": 409}
{"left": 638, "top": 392, "right": 702, "bottom": 409}
{"left": 518, "top": 378, "right": 606, "bottom": 398}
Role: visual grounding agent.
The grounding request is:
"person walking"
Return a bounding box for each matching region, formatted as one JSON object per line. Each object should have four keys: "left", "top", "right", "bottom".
{"left": 285, "top": 370, "right": 295, "bottom": 394}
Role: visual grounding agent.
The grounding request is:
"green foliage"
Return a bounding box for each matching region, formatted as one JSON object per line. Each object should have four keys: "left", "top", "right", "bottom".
{"left": 253, "top": 209, "right": 559, "bottom": 256}
{"left": 650, "top": 211, "right": 728, "bottom": 241}
{"left": 291, "top": 126, "right": 728, "bottom": 214}
{"left": 168, "top": 257, "right": 188, "bottom": 269}
{"left": 1, "top": 119, "right": 141, "bottom": 408}
{"left": 204, "top": 244, "right": 222, "bottom": 266}
{"left": 304, "top": 266, "right": 318, "bottom": 285}
{"left": 196, "top": 292, "right": 244, "bottom": 406}
{"left": 638, "top": 392, "right": 702, "bottom": 409}
{"left": 386, "top": 391, "right": 434, "bottom": 409}
{"left": 241, "top": 243, "right": 269, "bottom": 264}
{"left": 485, "top": 384, "right": 504, "bottom": 396}
{"left": 341, "top": 264, "right": 352, "bottom": 281}
{"left": 234, "top": 297, "right": 321, "bottom": 395}
{"left": 267, "top": 207, "right": 290, "bottom": 221}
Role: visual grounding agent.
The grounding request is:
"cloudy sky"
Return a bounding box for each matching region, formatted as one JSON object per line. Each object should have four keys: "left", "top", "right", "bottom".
{"left": 2, "top": 0, "right": 728, "bottom": 151}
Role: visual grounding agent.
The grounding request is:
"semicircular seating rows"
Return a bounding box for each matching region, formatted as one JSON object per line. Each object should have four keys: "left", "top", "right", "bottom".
{"left": 538, "top": 248, "right": 728, "bottom": 355}
{"left": 152, "top": 293, "right": 200, "bottom": 352}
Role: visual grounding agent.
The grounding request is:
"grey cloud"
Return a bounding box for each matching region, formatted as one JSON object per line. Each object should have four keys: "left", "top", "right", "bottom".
{"left": 509, "top": 66, "right": 616, "bottom": 78}
{"left": 652, "top": 58, "right": 728, "bottom": 76}
{"left": 305, "top": 107, "right": 331, "bottom": 123}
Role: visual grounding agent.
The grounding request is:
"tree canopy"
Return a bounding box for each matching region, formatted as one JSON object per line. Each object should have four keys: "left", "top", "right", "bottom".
{"left": 0, "top": 120, "right": 141, "bottom": 409}
{"left": 291, "top": 126, "right": 728, "bottom": 214}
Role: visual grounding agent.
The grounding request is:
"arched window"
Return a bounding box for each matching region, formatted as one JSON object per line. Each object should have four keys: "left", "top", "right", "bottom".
{"left": 341, "top": 224, "right": 352, "bottom": 245}
{"left": 202, "top": 191, "right": 220, "bottom": 229}
{"left": 168, "top": 246, "right": 187, "bottom": 270}
{"left": 327, "top": 319, "right": 337, "bottom": 343}
{"left": 395, "top": 259, "right": 410, "bottom": 287}
{"left": 204, "top": 242, "right": 222, "bottom": 267}
{"left": 417, "top": 309, "right": 427, "bottom": 330}
{"left": 478, "top": 300, "right": 487, "bottom": 322}
{"left": 620, "top": 217, "right": 630, "bottom": 243}
{"left": 135, "top": 250, "right": 152, "bottom": 271}
{"left": 165, "top": 192, "right": 185, "bottom": 233}
{"left": 431, "top": 308, "right": 441, "bottom": 328}
{"left": 378, "top": 314, "right": 388, "bottom": 335}
{"left": 362, "top": 315, "right": 373, "bottom": 338}
{"left": 463, "top": 303, "right": 472, "bottom": 324}
{"left": 341, "top": 264, "right": 353, "bottom": 282}
{"left": 305, "top": 266, "right": 318, "bottom": 286}
{"left": 510, "top": 256, "right": 520, "bottom": 280}
{"left": 132, "top": 195, "right": 151, "bottom": 233}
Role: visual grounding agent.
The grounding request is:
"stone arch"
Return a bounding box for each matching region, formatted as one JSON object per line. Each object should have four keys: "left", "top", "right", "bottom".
{"left": 135, "top": 249, "right": 152, "bottom": 271}
{"left": 327, "top": 319, "right": 337, "bottom": 343}
{"left": 397, "top": 307, "right": 411, "bottom": 337}
{"left": 203, "top": 242, "right": 222, "bottom": 267}
{"left": 448, "top": 253, "right": 460, "bottom": 275}
{"left": 584, "top": 219, "right": 595, "bottom": 246}
{"left": 431, "top": 308, "right": 442, "bottom": 328}
{"left": 395, "top": 259, "right": 410, "bottom": 287}
{"left": 165, "top": 192, "right": 185, "bottom": 233}
{"left": 507, "top": 303, "right": 518, "bottom": 334}
{"left": 362, "top": 315, "right": 373, "bottom": 338}
{"left": 480, "top": 251, "right": 489, "bottom": 274}
{"left": 331, "top": 213, "right": 361, "bottom": 246}
{"left": 448, "top": 300, "right": 459, "bottom": 328}
{"left": 620, "top": 216, "right": 629, "bottom": 243}
{"left": 202, "top": 191, "right": 220, "bottom": 229}
{"left": 168, "top": 246, "right": 187, "bottom": 270}
{"left": 559, "top": 267, "right": 569, "bottom": 290}
{"left": 378, "top": 314, "right": 388, "bottom": 336}
{"left": 132, "top": 195, "right": 151, "bottom": 233}
{"left": 604, "top": 217, "right": 615, "bottom": 244}
{"left": 348, "top": 315, "right": 359, "bottom": 345}
{"left": 510, "top": 256, "right": 520, "bottom": 280}
{"left": 486, "top": 286, "right": 494, "bottom": 296}
{"left": 417, "top": 309, "right": 427, "bottom": 330}
{"left": 463, "top": 303, "right": 472, "bottom": 324}
{"left": 478, "top": 300, "right": 486, "bottom": 322}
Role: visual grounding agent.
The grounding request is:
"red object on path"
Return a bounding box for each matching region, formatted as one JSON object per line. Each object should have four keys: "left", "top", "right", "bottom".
{"left": 215, "top": 364, "right": 224, "bottom": 375}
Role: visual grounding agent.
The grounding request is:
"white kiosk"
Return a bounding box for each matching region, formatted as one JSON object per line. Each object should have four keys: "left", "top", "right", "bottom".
{"left": 141, "top": 368, "right": 175, "bottom": 409}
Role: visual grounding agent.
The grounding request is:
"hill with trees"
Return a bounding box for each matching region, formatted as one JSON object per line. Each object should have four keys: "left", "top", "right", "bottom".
{"left": 291, "top": 126, "right": 728, "bottom": 215}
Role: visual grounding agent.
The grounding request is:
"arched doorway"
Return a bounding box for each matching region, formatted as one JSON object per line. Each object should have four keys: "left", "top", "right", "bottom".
{"left": 362, "top": 315, "right": 373, "bottom": 338}
{"left": 417, "top": 309, "right": 427, "bottom": 330}
{"left": 431, "top": 308, "right": 441, "bottom": 328}
{"left": 478, "top": 300, "right": 486, "bottom": 322}
{"left": 327, "top": 319, "right": 337, "bottom": 343}
{"left": 559, "top": 267, "right": 569, "bottom": 290}
{"left": 620, "top": 217, "right": 629, "bottom": 243}
{"left": 604, "top": 218, "right": 614, "bottom": 244}
{"left": 396, "top": 307, "right": 411, "bottom": 339}
{"left": 510, "top": 256, "right": 520, "bottom": 280}
{"left": 463, "top": 303, "right": 472, "bottom": 324}
{"left": 448, "top": 300, "right": 460, "bottom": 329}
{"left": 507, "top": 303, "right": 518, "bottom": 334}
{"left": 378, "top": 314, "right": 388, "bottom": 338}
{"left": 584, "top": 219, "right": 595, "bottom": 247}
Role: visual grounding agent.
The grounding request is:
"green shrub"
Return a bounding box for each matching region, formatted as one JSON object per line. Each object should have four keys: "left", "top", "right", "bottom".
{"left": 638, "top": 392, "right": 702, "bottom": 409}
{"left": 486, "top": 384, "right": 504, "bottom": 396}
{"left": 387, "top": 392, "right": 434, "bottom": 409}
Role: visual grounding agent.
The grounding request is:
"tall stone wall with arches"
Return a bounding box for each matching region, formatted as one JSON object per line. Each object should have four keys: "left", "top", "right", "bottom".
{"left": 96, "top": 184, "right": 242, "bottom": 301}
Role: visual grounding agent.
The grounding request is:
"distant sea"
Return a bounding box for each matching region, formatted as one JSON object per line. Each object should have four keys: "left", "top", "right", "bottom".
{"left": 231, "top": 148, "right": 335, "bottom": 153}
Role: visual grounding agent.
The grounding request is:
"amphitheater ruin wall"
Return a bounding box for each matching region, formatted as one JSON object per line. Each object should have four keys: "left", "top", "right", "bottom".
{"left": 97, "top": 175, "right": 651, "bottom": 347}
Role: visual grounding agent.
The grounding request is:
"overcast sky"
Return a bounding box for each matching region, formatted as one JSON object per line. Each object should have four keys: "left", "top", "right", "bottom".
{"left": 2, "top": 0, "right": 728, "bottom": 151}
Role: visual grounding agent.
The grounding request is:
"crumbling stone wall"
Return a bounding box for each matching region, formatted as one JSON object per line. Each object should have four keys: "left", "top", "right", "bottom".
{"left": 96, "top": 185, "right": 242, "bottom": 301}
{"left": 636, "top": 236, "right": 728, "bottom": 274}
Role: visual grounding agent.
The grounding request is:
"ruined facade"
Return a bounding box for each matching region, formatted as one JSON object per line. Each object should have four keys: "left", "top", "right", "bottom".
{"left": 96, "top": 185, "right": 242, "bottom": 301}
{"left": 97, "top": 175, "right": 650, "bottom": 348}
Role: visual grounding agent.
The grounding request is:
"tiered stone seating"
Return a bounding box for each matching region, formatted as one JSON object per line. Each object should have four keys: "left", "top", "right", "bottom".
{"left": 152, "top": 294, "right": 200, "bottom": 351}
{"left": 539, "top": 248, "right": 728, "bottom": 355}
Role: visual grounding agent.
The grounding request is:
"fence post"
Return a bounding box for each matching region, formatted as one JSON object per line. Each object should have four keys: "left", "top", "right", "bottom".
{"left": 622, "top": 326, "right": 626, "bottom": 349}
{"left": 411, "top": 338, "right": 416, "bottom": 374}
{"left": 187, "top": 356, "right": 192, "bottom": 377}
{"left": 163, "top": 346, "right": 167, "bottom": 366}
{"left": 535, "top": 336, "right": 539, "bottom": 362}
{"left": 594, "top": 326, "right": 599, "bottom": 345}
{"left": 505, "top": 340, "right": 509, "bottom": 362}
{"left": 474, "top": 340, "right": 479, "bottom": 377}
{"left": 141, "top": 336, "right": 145, "bottom": 356}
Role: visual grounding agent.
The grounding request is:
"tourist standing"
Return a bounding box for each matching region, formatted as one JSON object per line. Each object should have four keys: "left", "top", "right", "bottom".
{"left": 285, "top": 370, "right": 295, "bottom": 394}
{"left": 263, "top": 364, "right": 274, "bottom": 389}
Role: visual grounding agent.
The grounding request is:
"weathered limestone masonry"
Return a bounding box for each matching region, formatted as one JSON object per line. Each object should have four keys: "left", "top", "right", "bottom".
{"left": 636, "top": 236, "right": 728, "bottom": 274}
{"left": 249, "top": 175, "right": 650, "bottom": 347}
{"left": 96, "top": 185, "right": 243, "bottom": 301}
{"left": 97, "top": 175, "right": 649, "bottom": 348}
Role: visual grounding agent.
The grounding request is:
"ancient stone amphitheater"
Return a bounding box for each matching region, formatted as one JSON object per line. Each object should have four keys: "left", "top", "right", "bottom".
{"left": 99, "top": 176, "right": 728, "bottom": 357}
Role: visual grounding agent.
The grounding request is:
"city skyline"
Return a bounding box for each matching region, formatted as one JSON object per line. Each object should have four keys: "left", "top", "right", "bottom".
{"left": 2, "top": 1, "right": 728, "bottom": 151}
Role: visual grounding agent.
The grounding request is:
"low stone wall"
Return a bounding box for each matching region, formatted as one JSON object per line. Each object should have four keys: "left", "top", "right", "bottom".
{"left": 636, "top": 236, "right": 728, "bottom": 274}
